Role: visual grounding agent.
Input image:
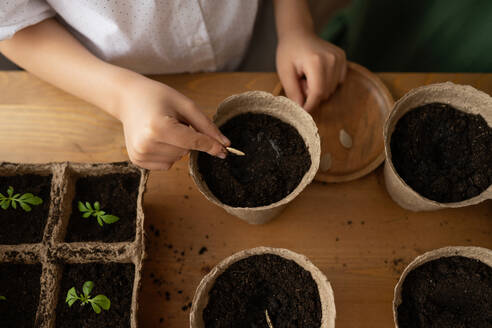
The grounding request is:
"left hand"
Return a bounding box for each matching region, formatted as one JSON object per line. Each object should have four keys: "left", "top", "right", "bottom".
{"left": 276, "top": 31, "right": 347, "bottom": 112}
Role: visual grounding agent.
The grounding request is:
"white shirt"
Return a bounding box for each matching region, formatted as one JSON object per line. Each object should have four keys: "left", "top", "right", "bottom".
{"left": 0, "top": 0, "right": 259, "bottom": 74}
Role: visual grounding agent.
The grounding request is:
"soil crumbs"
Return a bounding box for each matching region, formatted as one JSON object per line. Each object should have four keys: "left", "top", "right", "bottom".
{"left": 391, "top": 103, "right": 492, "bottom": 203}
{"left": 203, "top": 254, "right": 322, "bottom": 327}
{"left": 198, "top": 113, "right": 311, "bottom": 207}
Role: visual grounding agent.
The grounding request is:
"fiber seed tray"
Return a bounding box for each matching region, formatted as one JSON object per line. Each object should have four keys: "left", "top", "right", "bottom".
{"left": 0, "top": 162, "right": 148, "bottom": 328}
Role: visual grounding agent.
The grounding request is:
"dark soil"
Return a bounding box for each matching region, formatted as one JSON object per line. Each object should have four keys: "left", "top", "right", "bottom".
{"left": 65, "top": 173, "right": 140, "bottom": 242}
{"left": 397, "top": 256, "right": 492, "bottom": 328}
{"left": 203, "top": 254, "right": 322, "bottom": 327}
{"left": 55, "top": 262, "right": 135, "bottom": 328}
{"left": 390, "top": 103, "right": 492, "bottom": 203}
{"left": 0, "top": 263, "right": 42, "bottom": 328}
{"left": 0, "top": 174, "right": 52, "bottom": 244}
{"left": 197, "top": 113, "right": 311, "bottom": 207}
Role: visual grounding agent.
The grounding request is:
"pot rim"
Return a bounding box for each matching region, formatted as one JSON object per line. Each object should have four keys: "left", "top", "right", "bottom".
{"left": 189, "top": 91, "right": 321, "bottom": 212}
{"left": 392, "top": 246, "right": 492, "bottom": 328}
{"left": 190, "top": 246, "right": 336, "bottom": 328}
{"left": 383, "top": 82, "right": 492, "bottom": 207}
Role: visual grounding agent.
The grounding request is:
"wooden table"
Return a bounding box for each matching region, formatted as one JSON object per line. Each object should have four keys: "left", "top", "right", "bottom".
{"left": 0, "top": 72, "right": 491, "bottom": 328}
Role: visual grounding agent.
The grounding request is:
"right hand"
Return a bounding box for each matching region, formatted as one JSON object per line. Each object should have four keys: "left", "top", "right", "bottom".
{"left": 117, "top": 76, "right": 230, "bottom": 170}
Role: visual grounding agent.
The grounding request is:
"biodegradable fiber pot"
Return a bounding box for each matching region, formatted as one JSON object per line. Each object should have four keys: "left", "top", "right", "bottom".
{"left": 383, "top": 82, "right": 492, "bottom": 211}
{"left": 393, "top": 246, "right": 492, "bottom": 328}
{"left": 190, "top": 247, "right": 336, "bottom": 328}
{"left": 189, "top": 91, "right": 321, "bottom": 224}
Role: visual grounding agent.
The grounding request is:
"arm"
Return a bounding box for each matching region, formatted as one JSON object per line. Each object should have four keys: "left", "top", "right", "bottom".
{"left": 0, "top": 19, "right": 229, "bottom": 170}
{"left": 273, "top": 0, "right": 347, "bottom": 111}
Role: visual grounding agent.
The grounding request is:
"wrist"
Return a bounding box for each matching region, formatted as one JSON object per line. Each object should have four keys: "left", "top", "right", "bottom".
{"left": 103, "top": 66, "right": 145, "bottom": 121}
{"left": 274, "top": 0, "right": 315, "bottom": 42}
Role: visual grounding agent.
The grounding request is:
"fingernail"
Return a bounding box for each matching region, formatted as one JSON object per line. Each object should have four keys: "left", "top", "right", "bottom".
{"left": 217, "top": 151, "right": 227, "bottom": 159}
{"left": 221, "top": 136, "right": 231, "bottom": 146}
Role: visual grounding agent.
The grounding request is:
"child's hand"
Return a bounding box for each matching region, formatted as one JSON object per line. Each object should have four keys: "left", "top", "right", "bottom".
{"left": 276, "top": 31, "right": 347, "bottom": 112}
{"left": 118, "top": 76, "right": 230, "bottom": 170}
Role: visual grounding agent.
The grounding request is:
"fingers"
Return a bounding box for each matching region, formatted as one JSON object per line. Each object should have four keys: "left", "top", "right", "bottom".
{"left": 327, "top": 45, "right": 347, "bottom": 91}
{"left": 303, "top": 55, "right": 327, "bottom": 112}
{"left": 179, "top": 101, "right": 230, "bottom": 146}
{"left": 278, "top": 62, "right": 304, "bottom": 107}
{"left": 303, "top": 46, "right": 347, "bottom": 112}
{"left": 149, "top": 116, "right": 227, "bottom": 158}
{"left": 340, "top": 56, "right": 347, "bottom": 83}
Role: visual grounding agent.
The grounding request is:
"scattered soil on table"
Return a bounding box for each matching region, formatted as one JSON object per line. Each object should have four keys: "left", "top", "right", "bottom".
{"left": 0, "top": 263, "right": 42, "bottom": 328}
{"left": 0, "top": 174, "right": 52, "bottom": 244}
{"left": 65, "top": 173, "right": 140, "bottom": 242}
{"left": 203, "top": 254, "right": 322, "bottom": 327}
{"left": 390, "top": 103, "right": 492, "bottom": 203}
{"left": 197, "top": 113, "right": 311, "bottom": 207}
{"left": 397, "top": 256, "right": 492, "bottom": 328}
{"left": 55, "top": 262, "right": 135, "bottom": 328}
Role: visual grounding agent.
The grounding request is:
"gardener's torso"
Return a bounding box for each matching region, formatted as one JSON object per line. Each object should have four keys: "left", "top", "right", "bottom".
{"left": 1, "top": 0, "right": 259, "bottom": 74}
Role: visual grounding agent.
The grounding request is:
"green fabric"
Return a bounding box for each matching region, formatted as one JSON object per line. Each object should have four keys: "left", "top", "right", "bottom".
{"left": 321, "top": 0, "right": 492, "bottom": 72}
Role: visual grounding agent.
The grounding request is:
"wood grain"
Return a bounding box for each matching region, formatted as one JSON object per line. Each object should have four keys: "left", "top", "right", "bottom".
{"left": 0, "top": 71, "right": 490, "bottom": 328}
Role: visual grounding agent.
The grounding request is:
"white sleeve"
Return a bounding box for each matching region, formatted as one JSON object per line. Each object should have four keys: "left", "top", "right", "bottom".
{"left": 0, "top": 0, "right": 55, "bottom": 41}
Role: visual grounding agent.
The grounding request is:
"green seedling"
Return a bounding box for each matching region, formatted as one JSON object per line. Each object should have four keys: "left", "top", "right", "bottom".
{"left": 0, "top": 295, "right": 6, "bottom": 301}
{"left": 78, "top": 201, "right": 120, "bottom": 227}
{"left": 0, "top": 186, "right": 42, "bottom": 211}
{"left": 66, "top": 281, "right": 111, "bottom": 314}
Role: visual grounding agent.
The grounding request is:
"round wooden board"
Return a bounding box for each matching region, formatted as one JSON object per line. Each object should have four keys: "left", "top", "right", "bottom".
{"left": 274, "top": 62, "right": 393, "bottom": 183}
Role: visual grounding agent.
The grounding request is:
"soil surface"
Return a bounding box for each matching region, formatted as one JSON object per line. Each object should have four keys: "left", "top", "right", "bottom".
{"left": 203, "top": 254, "right": 322, "bottom": 327}
{"left": 0, "top": 174, "right": 52, "bottom": 244}
{"left": 55, "top": 262, "right": 135, "bottom": 328}
{"left": 397, "top": 256, "right": 492, "bottom": 328}
{"left": 198, "top": 113, "right": 311, "bottom": 207}
{"left": 391, "top": 103, "right": 492, "bottom": 203}
{"left": 0, "top": 263, "right": 42, "bottom": 328}
{"left": 65, "top": 173, "right": 140, "bottom": 242}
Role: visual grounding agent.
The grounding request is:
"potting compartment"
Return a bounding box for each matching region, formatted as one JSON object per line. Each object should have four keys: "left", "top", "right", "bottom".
{"left": 0, "top": 162, "right": 147, "bottom": 328}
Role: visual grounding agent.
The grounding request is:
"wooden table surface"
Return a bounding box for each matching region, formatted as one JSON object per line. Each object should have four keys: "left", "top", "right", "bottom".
{"left": 0, "top": 71, "right": 491, "bottom": 328}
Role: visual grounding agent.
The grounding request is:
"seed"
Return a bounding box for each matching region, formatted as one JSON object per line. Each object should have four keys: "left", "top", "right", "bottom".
{"left": 339, "top": 129, "right": 353, "bottom": 149}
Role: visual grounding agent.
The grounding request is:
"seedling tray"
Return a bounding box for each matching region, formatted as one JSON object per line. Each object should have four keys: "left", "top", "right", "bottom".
{"left": 0, "top": 162, "right": 147, "bottom": 328}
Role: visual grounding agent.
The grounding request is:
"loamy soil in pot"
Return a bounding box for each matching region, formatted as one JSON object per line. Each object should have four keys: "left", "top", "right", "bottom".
{"left": 197, "top": 113, "right": 311, "bottom": 207}
{"left": 0, "top": 174, "right": 52, "bottom": 244}
{"left": 0, "top": 263, "right": 42, "bottom": 328}
{"left": 203, "top": 254, "right": 321, "bottom": 327}
{"left": 397, "top": 256, "right": 492, "bottom": 328}
{"left": 390, "top": 103, "right": 492, "bottom": 203}
{"left": 65, "top": 173, "right": 140, "bottom": 242}
{"left": 55, "top": 262, "right": 134, "bottom": 328}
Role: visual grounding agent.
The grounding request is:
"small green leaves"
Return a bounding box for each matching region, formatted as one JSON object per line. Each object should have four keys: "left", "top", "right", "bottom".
{"left": 65, "top": 281, "right": 111, "bottom": 314}
{"left": 66, "top": 287, "right": 79, "bottom": 307}
{"left": 78, "top": 201, "right": 120, "bottom": 227}
{"left": 82, "top": 281, "right": 94, "bottom": 297}
{"left": 0, "top": 295, "right": 6, "bottom": 301}
{"left": 0, "top": 186, "right": 43, "bottom": 211}
{"left": 90, "top": 294, "right": 111, "bottom": 314}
